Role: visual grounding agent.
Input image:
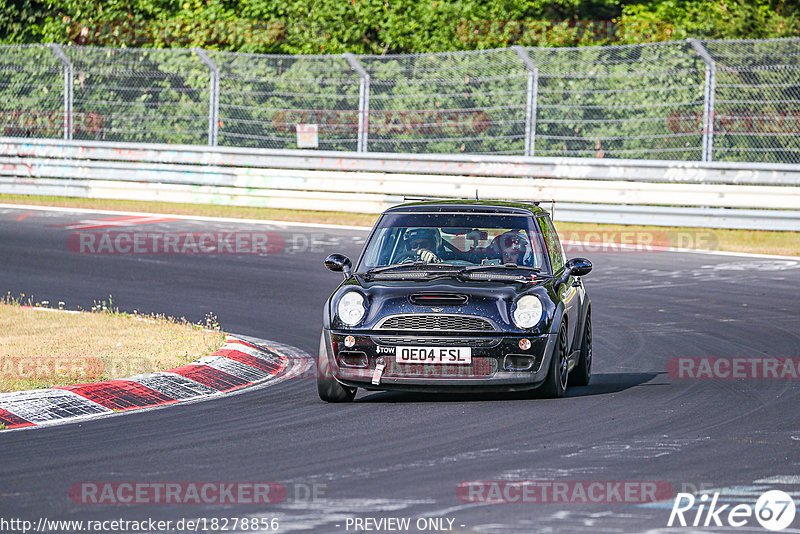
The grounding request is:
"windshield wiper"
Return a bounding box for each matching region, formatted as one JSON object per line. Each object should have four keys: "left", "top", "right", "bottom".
{"left": 366, "top": 261, "right": 456, "bottom": 274}
{"left": 364, "top": 262, "right": 458, "bottom": 279}
{"left": 365, "top": 262, "right": 423, "bottom": 275}
{"left": 460, "top": 264, "right": 541, "bottom": 273}
{"left": 457, "top": 264, "right": 542, "bottom": 283}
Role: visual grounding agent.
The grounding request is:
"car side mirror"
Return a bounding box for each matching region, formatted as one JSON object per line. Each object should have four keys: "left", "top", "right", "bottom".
{"left": 325, "top": 254, "right": 352, "bottom": 278}
{"left": 566, "top": 257, "right": 592, "bottom": 277}
{"left": 556, "top": 258, "right": 592, "bottom": 289}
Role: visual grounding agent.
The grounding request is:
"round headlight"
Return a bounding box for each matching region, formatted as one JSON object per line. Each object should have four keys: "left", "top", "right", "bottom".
{"left": 513, "top": 295, "right": 543, "bottom": 329}
{"left": 338, "top": 291, "right": 366, "bottom": 326}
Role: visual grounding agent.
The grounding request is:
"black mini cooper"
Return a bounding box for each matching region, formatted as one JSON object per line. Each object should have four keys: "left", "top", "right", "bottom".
{"left": 319, "top": 200, "right": 593, "bottom": 402}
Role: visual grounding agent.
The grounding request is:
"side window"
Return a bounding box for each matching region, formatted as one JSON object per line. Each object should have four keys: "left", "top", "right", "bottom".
{"left": 537, "top": 215, "right": 564, "bottom": 273}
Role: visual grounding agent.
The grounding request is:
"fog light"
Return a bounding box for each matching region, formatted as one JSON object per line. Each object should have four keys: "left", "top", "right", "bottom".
{"left": 344, "top": 335, "right": 356, "bottom": 348}
{"left": 519, "top": 338, "right": 531, "bottom": 350}
{"left": 505, "top": 354, "right": 536, "bottom": 371}
{"left": 338, "top": 351, "right": 368, "bottom": 368}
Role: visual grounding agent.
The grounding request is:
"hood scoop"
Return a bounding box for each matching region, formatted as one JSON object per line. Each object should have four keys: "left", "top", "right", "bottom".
{"left": 409, "top": 293, "right": 469, "bottom": 307}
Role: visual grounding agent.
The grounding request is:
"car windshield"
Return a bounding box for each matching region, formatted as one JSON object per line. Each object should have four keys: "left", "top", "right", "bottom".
{"left": 358, "top": 212, "right": 551, "bottom": 274}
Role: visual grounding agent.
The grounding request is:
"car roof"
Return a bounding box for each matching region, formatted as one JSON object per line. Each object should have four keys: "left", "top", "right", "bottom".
{"left": 384, "top": 200, "right": 547, "bottom": 216}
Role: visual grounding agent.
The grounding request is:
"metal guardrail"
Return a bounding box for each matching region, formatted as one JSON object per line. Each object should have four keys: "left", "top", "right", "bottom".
{"left": 4, "top": 138, "right": 800, "bottom": 185}
{"left": 1, "top": 158, "right": 799, "bottom": 210}
{"left": 0, "top": 138, "right": 798, "bottom": 231}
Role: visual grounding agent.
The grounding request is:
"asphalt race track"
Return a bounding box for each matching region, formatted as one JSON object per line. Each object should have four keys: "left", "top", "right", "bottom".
{"left": 1, "top": 205, "right": 799, "bottom": 533}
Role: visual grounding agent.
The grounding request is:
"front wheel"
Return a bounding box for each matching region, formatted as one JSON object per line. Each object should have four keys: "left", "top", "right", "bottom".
{"left": 539, "top": 321, "right": 568, "bottom": 398}
{"left": 317, "top": 331, "right": 356, "bottom": 403}
{"left": 571, "top": 313, "right": 592, "bottom": 387}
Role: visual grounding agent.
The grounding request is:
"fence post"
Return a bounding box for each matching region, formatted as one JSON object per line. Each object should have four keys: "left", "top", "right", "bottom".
{"left": 513, "top": 46, "right": 539, "bottom": 157}
{"left": 344, "top": 53, "right": 370, "bottom": 153}
{"left": 688, "top": 39, "right": 716, "bottom": 163}
{"left": 48, "top": 44, "right": 73, "bottom": 141}
{"left": 194, "top": 48, "right": 220, "bottom": 146}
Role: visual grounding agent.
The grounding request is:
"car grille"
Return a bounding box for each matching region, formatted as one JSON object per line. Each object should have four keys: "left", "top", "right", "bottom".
{"left": 386, "top": 357, "right": 496, "bottom": 378}
{"left": 375, "top": 336, "right": 500, "bottom": 348}
{"left": 376, "top": 314, "right": 495, "bottom": 332}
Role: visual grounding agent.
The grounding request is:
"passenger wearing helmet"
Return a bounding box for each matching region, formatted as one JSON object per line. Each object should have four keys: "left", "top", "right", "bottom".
{"left": 400, "top": 227, "right": 442, "bottom": 263}
{"left": 497, "top": 230, "right": 529, "bottom": 266}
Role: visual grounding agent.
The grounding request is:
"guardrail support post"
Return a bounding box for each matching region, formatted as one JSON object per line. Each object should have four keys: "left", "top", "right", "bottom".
{"left": 194, "top": 48, "right": 220, "bottom": 146}
{"left": 513, "top": 46, "right": 539, "bottom": 157}
{"left": 688, "top": 39, "right": 716, "bottom": 163}
{"left": 344, "top": 53, "right": 370, "bottom": 153}
{"left": 48, "top": 44, "right": 73, "bottom": 141}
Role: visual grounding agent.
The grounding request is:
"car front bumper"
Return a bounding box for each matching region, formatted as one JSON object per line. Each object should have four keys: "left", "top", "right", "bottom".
{"left": 325, "top": 330, "right": 557, "bottom": 392}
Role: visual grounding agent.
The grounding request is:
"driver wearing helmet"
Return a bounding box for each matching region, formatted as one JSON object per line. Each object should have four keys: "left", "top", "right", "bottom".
{"left": 402, "top": 227, "right": 442, "bottom": 263}
{"left": 497, "top": 230, "right": 529, "bottom": 266}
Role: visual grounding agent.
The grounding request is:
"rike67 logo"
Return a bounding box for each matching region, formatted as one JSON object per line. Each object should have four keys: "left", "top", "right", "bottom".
{"left": 669, "top": 490, "right": 796, "bottom": 531}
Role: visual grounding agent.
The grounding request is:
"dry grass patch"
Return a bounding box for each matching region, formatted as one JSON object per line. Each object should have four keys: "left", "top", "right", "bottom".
{"left": 555, "top": 222, "right": 800, "bottom": 257}
{"left": 0, "top": 299, "right": 225, "bottom": 393}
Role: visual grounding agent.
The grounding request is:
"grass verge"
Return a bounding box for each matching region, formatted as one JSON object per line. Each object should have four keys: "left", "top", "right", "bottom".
{"left": 1, "top": 194, "right": 798, "bottom": 257}
{"left": 0, "top": 295, "right": 225, "bottom": 393}
{"left": 556, "top": 223, "right": 800, "bottom": 257}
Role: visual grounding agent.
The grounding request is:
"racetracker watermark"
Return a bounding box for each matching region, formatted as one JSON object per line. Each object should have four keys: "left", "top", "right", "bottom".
{"left": 272, "top": 110, "right": 492, "bottom": 135}
{"left": 456, "top": 19, "right": 674, "bottom": 45}
{"left": 68, "top": 232, "right": 285, "bottom": 255}
{"left": 1, "top": 110, "right": 104, "bottom": 136}
{"left": 668, "top": 489, "right": 796, "bottom": 531}
{"left": 667, "top": 110, "right": 800, "bottom": 135}
{"left": 667, "top": 357, "right": 800, "bottom": 380}
{"left": 0, "top": 356, "right": 158, "bottom": 382}
{"left": 456, "top": 481, "right": 674, "bottom": 504}
{"left": 65, "top": 19, "right": 285, "bottom": 47}
{"left": 0, "top": 517, "right": 279, "bottom": 533}
{"left": 69, "top": 482, "right": 326, "bottom": 505}
{"left": 0, "top": 356, "right": 105, "bottom": 381}
{"left": 560, "top": 229, "right": 719, "bottom": 254}
{"left": 66, "top": 231, "right": 342, "bottom": 255}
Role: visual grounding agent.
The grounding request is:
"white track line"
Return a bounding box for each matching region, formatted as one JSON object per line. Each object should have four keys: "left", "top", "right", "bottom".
{"left": 0, "top": 203, "right": 372, "bottom": 231}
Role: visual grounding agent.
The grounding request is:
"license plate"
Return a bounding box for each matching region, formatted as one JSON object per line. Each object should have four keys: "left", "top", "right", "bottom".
{"left": 395, "top": 346, "right": 472, "bottom": 364}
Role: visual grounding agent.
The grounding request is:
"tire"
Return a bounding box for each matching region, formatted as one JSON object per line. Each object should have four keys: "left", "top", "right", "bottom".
{"left": 317, "top": 331, "right": 357, "bottom": 403}
{"left": 571, "top": 313, "right": 592, "bottom": 387}
{"left": 539, "top": 321, "right": 568, "bottom": 398}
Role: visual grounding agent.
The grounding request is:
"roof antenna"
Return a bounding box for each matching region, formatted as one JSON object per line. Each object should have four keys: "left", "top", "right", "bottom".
{"left": 475, "top": 189, "right": 479, "bottom": 200}
{"left": 551, "top": 199, "right": 555, "bottom": 220}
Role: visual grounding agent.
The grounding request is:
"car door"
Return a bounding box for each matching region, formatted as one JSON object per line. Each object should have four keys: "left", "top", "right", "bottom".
{"left": 538, "top": 215, "right": 580, "bottom": 352}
